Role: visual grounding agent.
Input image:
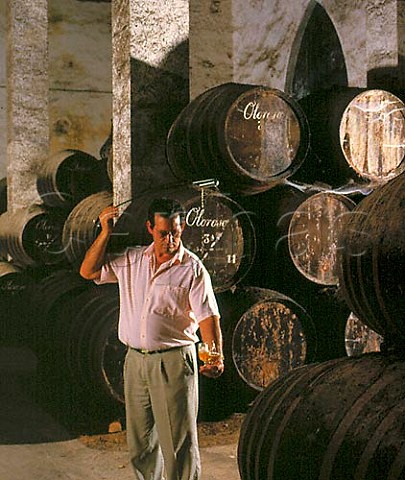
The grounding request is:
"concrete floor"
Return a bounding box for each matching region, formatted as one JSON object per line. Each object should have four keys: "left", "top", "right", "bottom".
{"left": 0, "top": 346, "right": 241, "bottom": 480}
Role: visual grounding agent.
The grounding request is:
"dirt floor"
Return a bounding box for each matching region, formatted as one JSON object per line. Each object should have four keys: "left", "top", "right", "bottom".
{"left": 0, "top": 345, "right": 245, "bottom": 480}
{"left": 79, "top": 413, "right": 245, "bottom": 451}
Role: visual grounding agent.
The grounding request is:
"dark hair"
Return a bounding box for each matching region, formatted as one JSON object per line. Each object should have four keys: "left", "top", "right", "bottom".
{"left": 147, "top": 197, "right": 186, "bottom": 227}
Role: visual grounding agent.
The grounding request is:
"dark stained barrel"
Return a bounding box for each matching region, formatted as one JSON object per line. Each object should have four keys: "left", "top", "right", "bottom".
{"left": 37, "top": 283, "right": 125, "bottom": 407}
{"left": 288, "top": 192, "right": 356, "bottom": 285}
{"left": 230, "top": 286, "right": 317, "bottom": 392}
{"left": 28, "top": 269, "right": 90, "bottom": 349}
{"left": 63, "top": 284, "right": 125, "bottom": 405}
{"left": 62, "top": 190, "right": 113, "bottom": 266}
{"left": 166, "top": 83, "right": 310, "bottom": 195}
{"left": 0, "top": 261, "right": 33, "bottom": 344}
{"left": 111, "top": 185, "right": 256, "bottom": 293}
{"left": 0, "top": 206, "right": 67, "bottom": 266}
{"left": 99, "top": 124, "right": 113, "bottom": 182}
{"left": 0, "top": 177, "right": 7, "bottom": 216}
{"left": 340, "top": 90, "right": 405, "bottom": 184}
{"left": 36, "top": 149, "right": 111, "bottom": 208}
{"left": 337, "top": 171, "right": 405, "bottom": 345}
{"left": 238, "top": 353, "right": 405, "bottom": 480}
{"left": 344, "top": 313, "right": 383, "bottom": 357}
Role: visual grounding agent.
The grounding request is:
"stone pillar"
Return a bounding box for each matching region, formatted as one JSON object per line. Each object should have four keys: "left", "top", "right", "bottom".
{"left": 322, "top": 0, "right": 367, "bottom": 87}
{"left": 366, "top": 0, "right": 399, "bottom": 89}
{"left": 189, "top": 0, "right": 234, "bottom": 99}
{"left": 189, "top": 0, "right": 316, "bottom": 97}
{"left": 0, "top": 0, "right": 6, "bottom": 181}
{"left": 399, "top": 0, "right": 405, "bottom": 89}
{"left": 189, "top": 0, "right": 368, "bottom": 97}
{"left": 7, "top": 0, "right": 48, "bottom": 212}
{"left": 111, "top": 0, "right": 132, "bottom": 208}
{"left": 111, "top": 0, "right": 189, "bottom": 207}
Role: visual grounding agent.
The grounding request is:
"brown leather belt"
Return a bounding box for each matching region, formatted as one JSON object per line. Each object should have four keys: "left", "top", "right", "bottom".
{"left": 130, "top": 345, "right": 186, "bottom": 355}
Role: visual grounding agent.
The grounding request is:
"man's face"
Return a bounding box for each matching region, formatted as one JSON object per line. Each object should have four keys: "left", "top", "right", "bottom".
{"left": 147, "top": 214, "right": 184, "bottom": 256}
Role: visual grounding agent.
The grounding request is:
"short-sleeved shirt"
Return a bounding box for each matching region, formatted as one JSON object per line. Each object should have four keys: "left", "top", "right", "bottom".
{"left": 96, "top": 242, "right": 219, "bottom": 350}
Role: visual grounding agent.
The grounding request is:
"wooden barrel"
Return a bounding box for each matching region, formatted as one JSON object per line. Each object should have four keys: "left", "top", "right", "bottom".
{"left": 238, "top": 353, "right": 405, "bottom": 480}
{"left": 62, "top": 190, "right": 113, "bottom": 266}
{"left": 0, "top": 261, "right": 33, "bottom": 344}
{"left": 166, "top": 82, "right": 310, "bottom": 195}
{"left": 238, "top": 183, "right": 310, "bottom": 291}
{"left": 39, "top": 282, "right": 126, "bottom": 411}
{"left": 36, "top": 149, "right": 111, "bottom": 208}
{"left": 294, "top": 87, "right": 366, "bottom": 188}
{"left": 28, "top": 269, "right": 90, "bottom": 349}
{"left": 65, "top": 284, "right": 125, "bottom": 405}
{"left": 0, "top": 206, "right": 67, "bottom": 266}
{"left": 0, "top": 177, "right": 7, "bottom": 216}
{"left": 111, "top": 185, "right": 256, "bottom": 293}
{"left": 340, "top": 90, "right": 405, "bottom": 184}
{"left": 99, "top": 124, "right": 113, "bottom": 182}
{"left": 45, "top": 283, "right": 125, "bottom": 406}
{"left": 288, "top": 192, "right": 356, "bottom": 285}
{"left": 345, "top": 312, "right": 383, "bottom": 357}
{"left": 294, "top": 87, "right": 405, "bottom": 190}
{"left": 230, "top": 286, "right": 317, "bottom": 392}
{"left": 238, "top": 185, "right": 351, "bottom": 362}
{"left": 337, "top": 171, "right": 405, "bottom": 345}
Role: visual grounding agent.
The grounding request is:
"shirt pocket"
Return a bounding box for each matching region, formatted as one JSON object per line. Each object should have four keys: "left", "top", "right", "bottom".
{"left": 153, "top": 285, "right": 189, "bottom": 317}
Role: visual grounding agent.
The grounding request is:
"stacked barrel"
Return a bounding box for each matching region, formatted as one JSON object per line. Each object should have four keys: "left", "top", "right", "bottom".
{"left": 167, "top": 83, "right": 402, "bottom": 416}
{"left": 0, "top": 148, "right": 124, "bottom": 412}
{"left": 160, "top": 83, "right": 313, "bottom": 418}
{"left": 236, "top": 88, "right": 405, "bottom": 479}
{"left": 2, "top": 82, "right": 404, "bottom": 431}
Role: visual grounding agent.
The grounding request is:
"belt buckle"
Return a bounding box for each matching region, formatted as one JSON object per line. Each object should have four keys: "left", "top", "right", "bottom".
{"left": 140, "top": 348, "right": 150, "bottom": 354}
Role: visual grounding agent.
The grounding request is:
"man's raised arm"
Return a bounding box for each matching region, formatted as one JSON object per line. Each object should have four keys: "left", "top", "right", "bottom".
{"left": 79, "top": 205, "right": 118, "bottom": 280}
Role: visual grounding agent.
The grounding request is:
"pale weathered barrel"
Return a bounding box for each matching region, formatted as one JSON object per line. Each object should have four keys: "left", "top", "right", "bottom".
{"left": 344, "top": 312, "right": 383, "bottom": 357}
{"left": 295, "top": 88, "right": 405, "bottom": 190}
{"left": 337, "top": 171, "right": 405, "bottom": 346}
{"left": 288, "top": 192, "right": 356, "bottom": 285}
{"left": 340, "top": 89, "right": 405, "bottom": 184}
{"left": 236, "top": 185, "right": 351, "bottom": 362}
{"left": 111, "top": 185, "right": 256, "bottom": 293}
{"left": 0, "top": 206, "right": 67, "bottom": 266}
{"left": 36, "top": 149, "right": 111, "bottom": 208}
{"left": 62, "top": 190, "right": 113, "bottom": 266}
{"left": 230, "top": 286, "right": 316, "bottom": 392}
{"left": 166, "top": 83, "right": 310, "bottom": 195}
{"left": 238, "top": 353, "right": 405, "bottom": 480}
{"left": 237, "top": 183, "right": 310, "bottom": 292}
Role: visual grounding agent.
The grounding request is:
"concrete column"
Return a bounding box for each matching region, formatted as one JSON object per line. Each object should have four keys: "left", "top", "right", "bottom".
{"left": 111, "top": 0, "right": 189, "bottom": 207}
{"left": 7, "top": 0, "right": 48, "bottom": 212}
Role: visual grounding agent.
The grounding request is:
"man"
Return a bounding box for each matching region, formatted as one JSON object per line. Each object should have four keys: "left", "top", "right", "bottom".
{"left": 80, "top": 197, "right": 224, "bottom": 480}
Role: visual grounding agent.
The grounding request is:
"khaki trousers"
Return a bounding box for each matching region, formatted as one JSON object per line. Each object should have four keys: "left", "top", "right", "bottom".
{"left": 124, "top": 345, "right": 200, "bottom": 480}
